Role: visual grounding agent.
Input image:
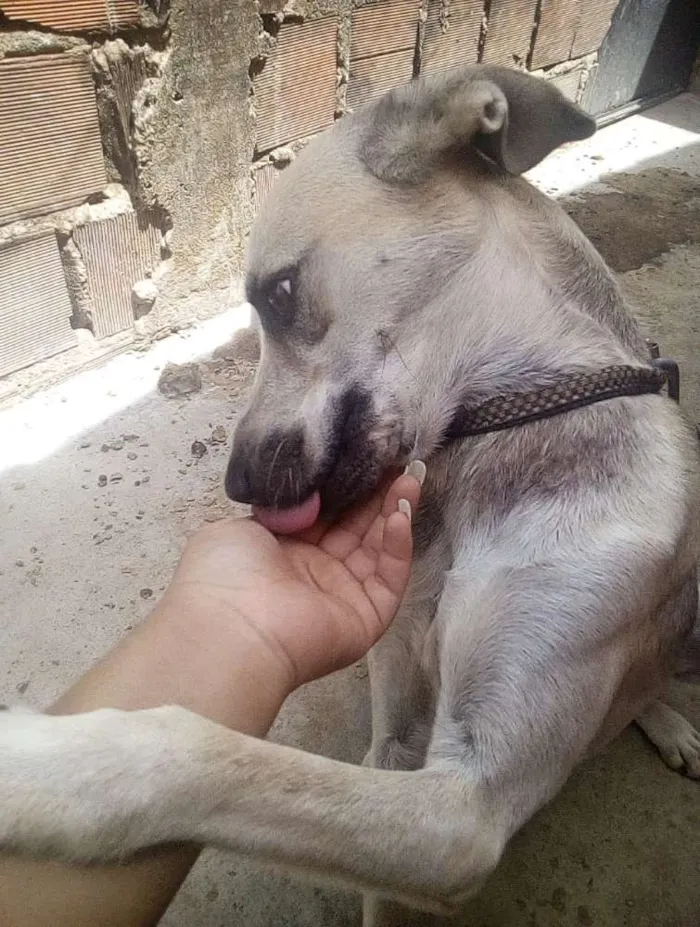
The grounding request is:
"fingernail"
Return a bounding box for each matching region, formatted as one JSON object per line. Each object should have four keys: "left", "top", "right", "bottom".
{"left": 398, "top": 498, "right": 412, "bottom": 522}
{"left": 404, "top": 460, "right": 426, "bottom": 486}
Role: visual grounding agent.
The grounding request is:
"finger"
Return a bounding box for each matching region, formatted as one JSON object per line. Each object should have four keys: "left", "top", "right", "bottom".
{"left": 363, "top": 504, "right": 414, "bottom": 629}
{"left": 381, "top": 471, "right": 423, "bottom": 519}
{"left": 358, "top": 469, "right": 424, "bottom": 559}
{"left": 188, "top": 513, "right": 260, "bottom": 548}
{"left": 379, "top": 504, "right": 414, "bottom": 588}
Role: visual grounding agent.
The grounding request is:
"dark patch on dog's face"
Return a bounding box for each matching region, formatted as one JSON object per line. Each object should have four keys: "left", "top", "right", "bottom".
{"left": 317, "top": 385, "right": 384, "bottom": 515}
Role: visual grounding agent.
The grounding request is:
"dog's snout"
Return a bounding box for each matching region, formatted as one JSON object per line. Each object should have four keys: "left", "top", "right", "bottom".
{"left": 225, "top": 427, "right": 309, "bottom": 508}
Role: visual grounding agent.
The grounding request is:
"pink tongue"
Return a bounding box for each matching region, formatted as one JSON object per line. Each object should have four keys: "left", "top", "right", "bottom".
{"left": 252, "top": 491, "right": 321, "bottom": 535}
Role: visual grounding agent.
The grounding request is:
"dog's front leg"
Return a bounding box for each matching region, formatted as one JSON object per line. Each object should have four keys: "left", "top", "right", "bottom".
{"left": 365, "top": 602, "right": 435, "bottom": 771}
{"left": 363, "top": 605, "right": 440, "bottom": 924}
{"left": 364, "top": 527, "right": 445, "bottom": 772}
{"left": 0, "top": 706, "right": 505, "bottom": 913}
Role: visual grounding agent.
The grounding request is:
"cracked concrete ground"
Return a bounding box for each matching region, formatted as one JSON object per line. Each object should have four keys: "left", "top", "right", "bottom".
{"left": 1, "top": 92, "right": 699, "bottom": 927}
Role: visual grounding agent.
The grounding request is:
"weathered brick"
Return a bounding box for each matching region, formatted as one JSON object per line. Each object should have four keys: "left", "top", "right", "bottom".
{"left": 571, "top": 0, "right": 619, "bottom": 58}
{"left": 347, "top": 48, "right": 415, "bottom": 107}
{"left": 351, "top": 0, "right": 420, "bottom": 58}
{"left": 0, "top": 0, "right": 139, "bottom": 32}
{"left": 0, "top": 52, "right": 107, "bottom": 223}
{"left": 481, "top": 0, "right": 537, "bottom": 66}
{"left": 254, "top": 18, "right": 337, "bottom": 152}
{"left": 549, "top": 67, "right": 582, "bottom": 101}
{"left": 422, "top": 0, "right": 482, "bottom": 76}
{"left": 532, "top": 0, "right": 619, "bottom": 68}
{"left": 531, "top": 0, "right": 579, "bottom": 68}
{"left": 74, "top": 213, "right": 161, "bottom": 338}
{"left": 0, "top": 234, "right": 76, "bottom": 377}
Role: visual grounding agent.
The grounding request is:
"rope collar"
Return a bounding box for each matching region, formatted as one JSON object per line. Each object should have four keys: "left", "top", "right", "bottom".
{"left": 441, "top": 358, "right": 679, "bottom": 446}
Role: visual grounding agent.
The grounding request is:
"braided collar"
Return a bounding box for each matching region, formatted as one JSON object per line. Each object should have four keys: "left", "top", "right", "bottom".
{"left": 442, "top": 360, "right": 677, "bottom": 445}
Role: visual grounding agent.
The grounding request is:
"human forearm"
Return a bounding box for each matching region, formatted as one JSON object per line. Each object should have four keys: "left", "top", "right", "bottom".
{"left": 51, "top": 590, "right": 292, "bottom": 733}
{"left": 0, "top": 595, "right": 291, "bottom": 927}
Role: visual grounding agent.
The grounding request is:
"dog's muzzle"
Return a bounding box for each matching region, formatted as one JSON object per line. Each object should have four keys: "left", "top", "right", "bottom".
{"left": 225, "top": 384, "right": 384, "bottom": 532}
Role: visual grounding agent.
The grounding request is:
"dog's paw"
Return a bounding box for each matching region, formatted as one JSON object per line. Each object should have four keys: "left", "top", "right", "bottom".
{"left": 655, "top": 718, "right": 700, "bottom": 779}
{"left": 636, "top": 701, "right": 700, "bottom": 779}
{"left": 0, "top": 705, "right": 213, "bottom": 861}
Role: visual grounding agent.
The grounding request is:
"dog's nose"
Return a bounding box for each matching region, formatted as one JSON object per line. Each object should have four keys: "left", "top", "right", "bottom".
{"left": 224, "top": 455, "right": 255, "bottom": 504}
{"left": 225, "top": 427, "right": 309, "bottom": 508}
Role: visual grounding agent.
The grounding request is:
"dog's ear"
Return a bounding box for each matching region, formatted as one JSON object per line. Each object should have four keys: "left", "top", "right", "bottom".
{"left": 359, "top": 66, "right": 596, "bottom": 182}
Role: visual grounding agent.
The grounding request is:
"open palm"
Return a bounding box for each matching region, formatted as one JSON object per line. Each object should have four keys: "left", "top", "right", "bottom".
{"left": 168, "top": 469, "right": 423, "bottom": 688}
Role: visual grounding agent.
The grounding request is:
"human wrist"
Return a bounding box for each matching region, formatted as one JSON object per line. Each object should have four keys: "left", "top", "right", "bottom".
{"left": 149, "top": 589, "right": 295, "bottom": 734}
{"left": 50, "top": 589, "right": 293, "bottom": 740}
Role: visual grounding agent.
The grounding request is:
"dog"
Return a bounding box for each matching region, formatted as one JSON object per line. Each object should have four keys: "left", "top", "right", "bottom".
{"left": 1, "top": 66, "right": 699, "bottom": 926}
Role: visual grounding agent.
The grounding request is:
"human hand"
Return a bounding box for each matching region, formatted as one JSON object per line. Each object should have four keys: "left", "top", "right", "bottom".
{"left": 161, "top": 465, "right": 425, "bottom": 693}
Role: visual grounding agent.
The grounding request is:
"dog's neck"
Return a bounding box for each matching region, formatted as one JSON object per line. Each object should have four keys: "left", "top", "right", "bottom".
{"left": 407, "top": 233, "right": 646, "bottom": 460}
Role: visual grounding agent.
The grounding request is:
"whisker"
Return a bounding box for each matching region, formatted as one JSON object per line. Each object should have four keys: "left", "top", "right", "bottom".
{"left": 273, "top": 465, "right": 287, "bottom": 509}
{"left": 266, "top": 436, "right": 288, "bottom": 497}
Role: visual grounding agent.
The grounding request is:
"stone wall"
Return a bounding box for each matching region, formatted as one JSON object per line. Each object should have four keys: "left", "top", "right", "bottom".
{"left": 0, "top": 0, "right": 621, "bottom": 392}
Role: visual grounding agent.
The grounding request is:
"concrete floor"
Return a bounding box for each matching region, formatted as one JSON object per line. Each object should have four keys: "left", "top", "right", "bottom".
{"left": 1, "top": 92, "right": 699, "bottom": 927}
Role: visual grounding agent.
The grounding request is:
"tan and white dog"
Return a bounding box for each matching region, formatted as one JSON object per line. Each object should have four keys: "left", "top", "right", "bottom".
{"left": 1, "top": 66, "right": 699, "bottom": 925}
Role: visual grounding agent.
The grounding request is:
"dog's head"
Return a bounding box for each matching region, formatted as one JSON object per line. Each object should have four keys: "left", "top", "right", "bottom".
{"left": 226, "top": 66, "right": 595, "bottom": 532}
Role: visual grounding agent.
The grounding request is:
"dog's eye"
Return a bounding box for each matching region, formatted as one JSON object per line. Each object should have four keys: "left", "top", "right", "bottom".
{"left": 266, "top": 277, "right": 293, "bottom": 315}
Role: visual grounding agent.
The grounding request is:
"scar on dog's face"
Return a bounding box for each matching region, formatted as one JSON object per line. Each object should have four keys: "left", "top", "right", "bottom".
{"left": 224, "top": 67, "right": 595, "bottom": 525}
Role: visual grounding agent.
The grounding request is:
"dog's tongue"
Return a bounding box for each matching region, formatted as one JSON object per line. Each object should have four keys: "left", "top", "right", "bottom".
{"left": 252, "top": 491, "right": 321, "bottom": 535}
